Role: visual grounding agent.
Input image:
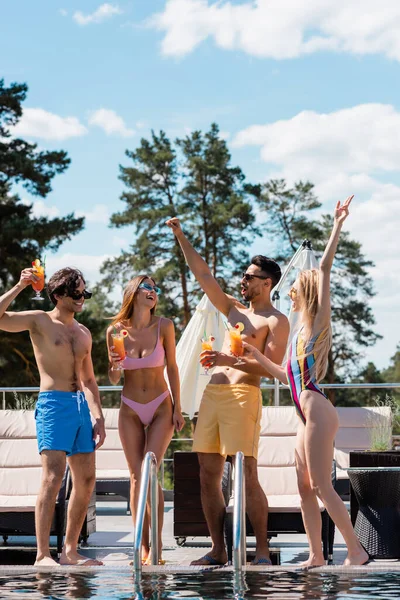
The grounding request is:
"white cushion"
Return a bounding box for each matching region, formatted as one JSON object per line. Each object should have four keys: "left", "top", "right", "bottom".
{"left": 257, "top": 436, "right": 296, "bottom": 467}
{"left": 227, "top": 494, "right": 324, "bottom": 513}
{"left": 0, "top": 467, "right": 42, "bottom": 497}
{"left": 0, "top": 410, "right": 36, "bottom": 438}
{"left": 96, "top": 469, "right": 130, "bottom": 480}
{"left": 260, "top": 407, "right": 298, "bottom": 435}
{"left": 0, "top": 496, "right": 39, "bottom": 512}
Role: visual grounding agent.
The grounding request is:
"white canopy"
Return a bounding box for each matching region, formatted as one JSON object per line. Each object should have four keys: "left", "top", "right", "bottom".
{"left": 175, "top": 294, "right": 227, "bottom": 418}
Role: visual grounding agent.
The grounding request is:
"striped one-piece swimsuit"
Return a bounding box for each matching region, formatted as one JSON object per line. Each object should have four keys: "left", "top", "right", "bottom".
{"left": 286, "top": 328, "right": 327, "bottom": 424}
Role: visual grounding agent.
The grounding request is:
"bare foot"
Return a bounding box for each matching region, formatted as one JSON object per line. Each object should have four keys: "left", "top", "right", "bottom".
{"left": 300, "top": 557, "right": 326, "bottom": 568}
{"left": 34, "top": 555, "right": 59, "bottom": 567}
{"left": 59, "top": 549, "right": 103, "bottom": 566}
{"left": 343, "top": 548, "right": 369, "bottom": 566}
{"left": 190, "top": 550, "right": 227, "bottom": 566}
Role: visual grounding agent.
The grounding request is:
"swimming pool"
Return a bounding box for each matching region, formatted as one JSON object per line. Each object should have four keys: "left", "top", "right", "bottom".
{"left": 1, "top": 569, "right": 400, "bottom": 599}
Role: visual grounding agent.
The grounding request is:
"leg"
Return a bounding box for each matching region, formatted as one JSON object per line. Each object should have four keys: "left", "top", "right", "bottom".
{"left": 243, "top": 456, "right": 270, "bottom": 563}
{"left": 301, "top": 391, "right": 369, "bottom": 566}
{"left": 191, "top": 452, "right": 228, "bottom": 565}
{"left": 35, "top": 450, "right": 66, "bottom": 566}
{"left": 60, "top": 451, "right": 101, "bottom": 565}
{"left": 295, "top": 421, "right": 325, "bottom": 567}
{"left": 118, "top": 403, "right": 148, "bottom": 559}
{"left": 143, "top": 398, "right": 174, "bottom": 564}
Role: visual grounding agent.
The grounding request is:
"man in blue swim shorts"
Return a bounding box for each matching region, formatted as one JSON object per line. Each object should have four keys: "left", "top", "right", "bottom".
{"left": 0, "top": 266, "right": 106, "bottom": 567}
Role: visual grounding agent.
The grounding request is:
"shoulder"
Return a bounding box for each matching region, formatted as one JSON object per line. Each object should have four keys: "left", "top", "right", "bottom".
{"left": 226, "top": 294, "right": 246, "bottom": 309}
{"left": 77, "top": 321, "right": 92, "bottom": 338}
{"left": 265, "top": 309, "right": 290, "bottom": 334}
{"left": 159, "top": 317, "right": 174, "bottom": 332}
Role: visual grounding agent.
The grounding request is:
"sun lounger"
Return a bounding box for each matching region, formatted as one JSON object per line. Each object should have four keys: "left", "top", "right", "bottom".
{"left": 0, "top": 410, "right": 69, "bottom": 553}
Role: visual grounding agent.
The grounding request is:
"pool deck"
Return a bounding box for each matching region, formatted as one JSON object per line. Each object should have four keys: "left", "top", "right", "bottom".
{"left": 1, "top": 499, "right": 400, "bottom": 574}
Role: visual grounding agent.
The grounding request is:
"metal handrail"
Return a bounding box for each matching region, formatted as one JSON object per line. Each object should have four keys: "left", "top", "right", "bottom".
{"left": 133, "top": 451, "right": 159, "bottom": 573}
{"left": 3, "top": 382, "right": 399, "bottom": 410}
{"left": 233, "top": 451, "right": 246, "bottom": 571}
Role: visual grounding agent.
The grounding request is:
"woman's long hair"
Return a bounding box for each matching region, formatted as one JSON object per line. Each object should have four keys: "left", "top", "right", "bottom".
{"left": 111, "top": 275, "right": 157, "bottom": 327}
{"left": 297, "top": 268, "right": 332, "bottom": 383}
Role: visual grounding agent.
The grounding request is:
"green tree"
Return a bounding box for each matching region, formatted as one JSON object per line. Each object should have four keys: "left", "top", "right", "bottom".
{"left": 382, "top": 344, "right": 400, "bottom": 405}
{"left": 177, "top": 124, "right": 258, "bottom": 292}
{"left": 251, "top": 179, "right": 381, "bottom": 402}
{"left": 101, "top": 124, "right": 258, "bottom": 327}
{"left": 0, "top": 80, "right": 84, "bottom": 392}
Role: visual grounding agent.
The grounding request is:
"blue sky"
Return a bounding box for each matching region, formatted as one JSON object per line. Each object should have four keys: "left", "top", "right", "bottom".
{"left": 2, "top": 1, "right": 399, "bottom": 370}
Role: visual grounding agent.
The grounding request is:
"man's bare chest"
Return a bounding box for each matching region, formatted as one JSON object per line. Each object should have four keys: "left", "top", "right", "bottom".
{"left": 32, "top": 322, "right": 89, "bottom": 359}
{"left": 227, "top": 308, "right": 269, "bottom": 348}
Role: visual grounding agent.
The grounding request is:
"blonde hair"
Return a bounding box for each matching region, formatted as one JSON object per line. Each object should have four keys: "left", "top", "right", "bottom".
{"left": 111, "top": 274, "right": 157, "bottom": 327}
{"left": 297, "top": 269, "right": 332, "bottom": 383}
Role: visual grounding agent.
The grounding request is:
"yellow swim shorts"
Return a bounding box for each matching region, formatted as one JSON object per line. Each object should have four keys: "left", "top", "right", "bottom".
{"left": 192, "top": 383, "right": 262, "bottom": 458}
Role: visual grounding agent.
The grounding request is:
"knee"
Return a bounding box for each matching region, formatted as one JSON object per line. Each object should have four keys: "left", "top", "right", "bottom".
{"left": 81, "top": 471, "right": 96, "bottom": 491}
{"left": 43, "top": 467, "right": 65, "bottom": 490}
{"left": 129, "top": 466, "right": 143, "bottom": 489}
{"left": 199, "top": 463, "right": 221, "bottom": 490}
{"left": 298, "top": 478, "right": 313, "bottom": 500}
{"left": 309, "top": 479, "right": 333, "bottom": 500}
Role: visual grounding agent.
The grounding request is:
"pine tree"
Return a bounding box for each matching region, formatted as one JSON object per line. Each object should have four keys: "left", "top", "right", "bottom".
{"left": 0, "top": 80, "right": 84, "bottom": 389}
{"left": 102, "top": 124, "right": 259, "bottom": 327}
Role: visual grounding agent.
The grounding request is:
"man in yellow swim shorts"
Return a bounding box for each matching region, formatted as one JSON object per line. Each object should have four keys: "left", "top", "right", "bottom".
{"left": 166, "top": 218, "right": 289, "bottom": 566}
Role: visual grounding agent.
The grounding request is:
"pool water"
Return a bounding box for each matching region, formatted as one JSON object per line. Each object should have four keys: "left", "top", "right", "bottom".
{"left": 1, "top": 570, "right": 400, "bottom": 599}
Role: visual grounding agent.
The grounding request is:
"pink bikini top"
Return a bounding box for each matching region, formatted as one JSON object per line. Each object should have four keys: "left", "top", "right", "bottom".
{"left": 121, "top": 318, "right": 165, "bottom": 370}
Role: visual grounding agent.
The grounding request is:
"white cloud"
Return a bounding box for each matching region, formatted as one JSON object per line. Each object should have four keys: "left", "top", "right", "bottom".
{"left": 77, "top": 204, "right": 110, "bottom": 225}
{"left": 59, "top": 9, "right": 68, "bottom": 17}
{"left": 21, "top": 199, "right": 61, "bottom": 219}
{"left": 219, "top": 130, "right": 230, "bottom": 140}
{"left": 13, "top": 108, "right": 87, "bottom": 141}
{"left": 73, "top": 3, "right": 122, "bottom": 26}
{"left": 149, "top": 0, "right": 400, "bottom": 61}
{"left": 88, "top": 108, "right": 135, "bottom": 138}
{"left": 233, "top": 104, "right": 400, "bottom": 185}
{"left": 45, "top": 253, "right": 111, "bottom": 288}
{"left": 233, "top": 102, "right": 399, "bottom": 369}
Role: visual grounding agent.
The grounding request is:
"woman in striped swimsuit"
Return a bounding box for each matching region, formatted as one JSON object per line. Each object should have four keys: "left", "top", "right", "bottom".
{"left": 244, "top": 196, "right": 368, "bottom": 567}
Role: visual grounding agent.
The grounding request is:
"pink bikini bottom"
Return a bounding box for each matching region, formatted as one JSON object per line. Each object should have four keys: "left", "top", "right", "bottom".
{"left": 121, "top": 390, "right": 170, "bottom": 426}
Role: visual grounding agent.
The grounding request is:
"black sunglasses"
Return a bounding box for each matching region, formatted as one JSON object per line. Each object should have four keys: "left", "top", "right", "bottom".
{"left": 68, "top": 289, "right": 92, "bottom": 301}
{"left": 242, "top": 272, "right": 270, "bottom": 282}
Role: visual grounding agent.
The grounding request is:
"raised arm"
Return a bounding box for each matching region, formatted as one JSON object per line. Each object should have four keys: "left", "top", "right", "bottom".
{"left": 0, "top": 268, "right": 42, "bottom": 332}
{"left": 315, "top": 195, "right": 353, "bottom": 332}
{"left": 166, "top": 218, "right": 233, "bottom": 317}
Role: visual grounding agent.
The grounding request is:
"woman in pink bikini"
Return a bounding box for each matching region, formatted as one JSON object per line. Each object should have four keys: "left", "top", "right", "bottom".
{"left": 107, "top": 274, "right": 184, "bottom": 565}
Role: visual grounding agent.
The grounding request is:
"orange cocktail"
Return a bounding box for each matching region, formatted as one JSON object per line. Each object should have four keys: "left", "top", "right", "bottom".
{"left": 200, "top": 335, "right": 215, "bottom": 375}
{"left": 32, "top": 259, "right": 45, "bottom": 301}
{"left": 112, "top": 331, "right": 127, "bottom": 369}
{"left": 229, "top": 322, "right": 245, "bottom": 365}
{"left": 229, "top": 329, "right": 243, "bottom": 357}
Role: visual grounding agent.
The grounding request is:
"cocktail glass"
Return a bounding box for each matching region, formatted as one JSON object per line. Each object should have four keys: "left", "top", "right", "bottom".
{"left": 111, "top": 332, "right": 127, "bottom": 370}
{"left": 229, "top": 323, "right": 245, "bottom": 366}
{"left": 200, "top": 336, "right": 215, "bottom": 375}
{"left": 31, "top": 259, "right": 45, "bottom": 301}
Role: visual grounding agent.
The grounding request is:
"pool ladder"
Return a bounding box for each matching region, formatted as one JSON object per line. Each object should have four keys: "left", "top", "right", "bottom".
{"left": 233, "top": 451, "right": 246, "bottom": 572}
{"left": 133, "top": 451, "right": 159, "bottom": 573}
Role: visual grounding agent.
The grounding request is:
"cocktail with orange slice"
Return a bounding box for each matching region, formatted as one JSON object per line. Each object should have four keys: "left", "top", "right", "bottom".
{"left": 200, "top": 334, "right": 215, "bottom": 375}
{"left": 112, "top": 329, "right": 128, "bottom": 369}
{"left": 31, "top": 258, "right": 45, "bottom": 301}
{"left": 229, "top": 322, "right": 245, "bottom": 365}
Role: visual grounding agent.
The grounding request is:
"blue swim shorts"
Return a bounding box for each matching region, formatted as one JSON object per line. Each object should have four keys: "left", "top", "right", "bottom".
{"left": 35, "top": 390, "right": 95, "bottom": 456}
